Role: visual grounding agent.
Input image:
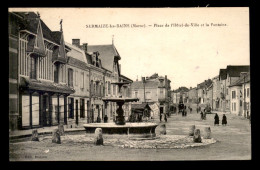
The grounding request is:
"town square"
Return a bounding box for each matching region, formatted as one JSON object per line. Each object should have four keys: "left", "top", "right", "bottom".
{"left": 8, "top": 8, "right": 251, "bottom": 161}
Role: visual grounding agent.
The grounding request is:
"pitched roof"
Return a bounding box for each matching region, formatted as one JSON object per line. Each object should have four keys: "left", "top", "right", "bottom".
{"left": 148, "top": 73, "right": 159, "bottom": 79}
{"left": 226, "top": 65, "right": 250, "bottom": 77}
{"left": 229, "top": 72, "right": 250, "bottom": 87}
{"left": 219, "top": 69, "right": 227, "bottom": 80}
{"left": 86, "top": 44, "right": 120, "bottom": 72}
{"left": 197, "top": 79, "right": 212, "bottom": 89}
{"left": 131, "top": 80, "right": 159, "bottom": 89}
{"left": 174, "top": 87, "right": 189, "bottom": 93}
{"left": 15, "top": 12, "right": 61, "bottom": 44}
{"left": 131, "top": 103, "right": 151, "bottom": 110}
{"left": 65, "top": 42, "right": 88, "bottom": 64}
{"left": 120, "top": 75, "right": 133, "bottom": 83}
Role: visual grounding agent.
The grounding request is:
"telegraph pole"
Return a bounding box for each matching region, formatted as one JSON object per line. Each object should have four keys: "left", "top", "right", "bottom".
{"left": 142, "top": 77, "right": 146, "bottom": 103}
{"left": 243, "top": 75, "right": 246, "bottom": 118}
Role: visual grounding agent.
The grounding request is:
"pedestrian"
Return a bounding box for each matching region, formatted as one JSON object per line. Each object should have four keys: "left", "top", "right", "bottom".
{"left": 160, "top": 113, "right": 162, "bottom": 122}
{"left": 203, "top": 111, "right": 207, "bottom": 120}
{"left": 200, "top": 111, "right": 204, "bottom": 120}
{"left": 190, "top": 107, "right": 192, "bottom": 113}
{"left": 164, "top": 114, "right": 167, "bottom": 122}
{"left": 197, "top": 107, "right": 199, "bottom": 113}
{"left": 222, "top": 114, "right": 227, "bottom": 126}
{"left": 214, "top": 113, "right": 219, "bottom": 126}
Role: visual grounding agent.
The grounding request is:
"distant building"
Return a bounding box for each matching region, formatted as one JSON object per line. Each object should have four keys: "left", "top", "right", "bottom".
{"left": 188, "top": 87, "right": 197, "bottom": 104}
{"left": 131, "top": 73, "right": 171, "bottom": 117}
{"left": 172, "top": 87, "right": 189, "bottom": 104}
{"left": 212, "top": 75, "right": 221, "bottom": 111}
{"left": 196, "top": 79, "right": 212, "bottom": 105}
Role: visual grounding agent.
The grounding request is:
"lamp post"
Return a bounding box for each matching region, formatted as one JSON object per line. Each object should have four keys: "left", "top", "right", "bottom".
{"left": 243, "top": 75, "right": 246, "bottom": 118}
{"left": 142, "top": 77, "right": 146, "bottom": 103}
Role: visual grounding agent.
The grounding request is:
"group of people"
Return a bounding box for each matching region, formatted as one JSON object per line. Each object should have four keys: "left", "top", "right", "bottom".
{"left": 214, "top": 113, "right": 227, "bottom": 126}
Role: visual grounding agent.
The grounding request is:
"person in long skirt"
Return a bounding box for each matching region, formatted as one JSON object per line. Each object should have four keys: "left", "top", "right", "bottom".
{"left": 164, "top": 114, "right": 167, "bottom": 122}
{"left": 200, "top": 111, "right": 204, "bottom": 120}
{"left": 214, "top": 113, "right": 219, "bottom": 126}
{"left": 222, "top": 114, "right": 227, "bottom": 126}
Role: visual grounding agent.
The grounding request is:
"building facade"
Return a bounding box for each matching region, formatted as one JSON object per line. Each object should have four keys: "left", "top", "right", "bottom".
{"left": 65, "top": 42, "right": 90, "bottom": 128}
{"left": 212, "top": 75, "right": 221, "bottom": 111}
{"left": 229, "top": 72, "right": 250, "bottom": 117}
{"left": 219, "top": 65, "right": 250, "bottom": 112}
{"left": 9, "top": 12, "right": 75, "bottom": 130}
{"left": 131, "top": 73, "right": 171, "bottom": 117}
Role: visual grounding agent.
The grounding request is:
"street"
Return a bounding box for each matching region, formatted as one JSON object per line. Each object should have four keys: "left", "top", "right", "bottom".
{"left": 9, "top": 109, "right": 251, "bottom": 161}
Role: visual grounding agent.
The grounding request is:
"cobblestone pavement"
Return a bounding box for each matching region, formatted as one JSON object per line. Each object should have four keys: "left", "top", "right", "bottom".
{"left": 9, "top": 111, "right": 251, "bottom": 161}
{"left": 22, "top": 134, "right": 216, "bottom": 150}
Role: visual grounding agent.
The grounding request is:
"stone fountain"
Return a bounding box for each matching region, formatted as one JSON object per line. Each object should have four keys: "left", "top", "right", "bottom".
{"left": 83, "top": 82, "right": 159, "bottom": 138}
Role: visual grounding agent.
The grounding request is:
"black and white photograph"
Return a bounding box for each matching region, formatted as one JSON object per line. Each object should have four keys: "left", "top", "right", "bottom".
{"left": 8, "top": 7, "right": 251, "bottom": 161}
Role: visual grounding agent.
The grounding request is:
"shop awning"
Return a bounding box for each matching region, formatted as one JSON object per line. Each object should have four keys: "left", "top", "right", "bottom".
{"left": 20, "top": 77, "right": 75, "bottom": 94}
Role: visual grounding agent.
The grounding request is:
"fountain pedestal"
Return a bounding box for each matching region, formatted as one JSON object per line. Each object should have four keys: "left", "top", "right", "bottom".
{"left": 115, "top": 102, "right": 125, "bottom": 125}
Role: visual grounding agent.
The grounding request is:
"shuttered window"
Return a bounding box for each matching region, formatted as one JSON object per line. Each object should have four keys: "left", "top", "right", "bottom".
{"left": 68, "top": 68, "right": 73, "bottom": 87}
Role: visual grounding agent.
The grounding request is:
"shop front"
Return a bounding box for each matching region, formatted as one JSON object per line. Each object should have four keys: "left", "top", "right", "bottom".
{"left": 18, "top": 77, "right": 74, "bottom": 129}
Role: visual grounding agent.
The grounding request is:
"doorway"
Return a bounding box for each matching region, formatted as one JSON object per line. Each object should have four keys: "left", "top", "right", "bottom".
{"left": 75, "top": 100, "right": 79, "bottom": 125}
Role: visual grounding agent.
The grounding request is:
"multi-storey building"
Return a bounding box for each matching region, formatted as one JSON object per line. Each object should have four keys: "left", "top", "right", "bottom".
{"left": 229, "top": 72, "right": 250, "bottom": 117}
{"left": 131, "top": 73, "right": 171, "bottom": 116}
{"left": 196, "top": 79, "right": 212, "bottom": 105}
{"left": 83, "top": 43, "right": 131, "bottom": 123}
{"left": 65, "top": 41, "right": 90, "bottom": 127}
{"left": 9, "top": 12, "right": 74, "bottom": 130}
{"left": 212, "top": 75, "right": 221, "bottom": 111}
{"left": 187, "top": 87, "right": 197, "bottom": 104}
{"left": 219, "top": 65, "right": 250, "bottom": 112}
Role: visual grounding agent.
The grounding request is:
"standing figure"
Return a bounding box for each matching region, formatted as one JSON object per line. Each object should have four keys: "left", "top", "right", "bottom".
{"left": 190, "top": 107, "right": 192, "bottom": 114}
{"left": 214, "top": 113, "right": 219, "bottom": 126}
{"left": 222, "top": 114, "right": 227, "bottom": 126}
{"left": 164, "top": 114, "right": 167, "bottom": 122}
{"left": 197, "top": 107, "right": 199, "bottom": 113}
{"left": 200, "top": 111, "right": 204, "bottom": 120}
{"left": 203, "top": 111, "right": 207, "bottom": 120}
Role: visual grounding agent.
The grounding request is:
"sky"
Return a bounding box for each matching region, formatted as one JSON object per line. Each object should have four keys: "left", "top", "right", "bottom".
{"left": 9, "top": 8, "right": 250, "bottom": 90}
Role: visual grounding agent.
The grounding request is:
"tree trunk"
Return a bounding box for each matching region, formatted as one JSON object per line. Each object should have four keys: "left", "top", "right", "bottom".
{"left": 188, "top": 125, "right": 196, "bottom": 136}
{"left": 203, "top": 127, "right": 211, "bottom": 139}
{"left": 52, "top": 129, "right": 61, "bottom": 144}
{"left": 193, "top": 129, "right": 202, "bottom": 143}
{"left": 31, "top": 129, "right": 39, "bottom": 141}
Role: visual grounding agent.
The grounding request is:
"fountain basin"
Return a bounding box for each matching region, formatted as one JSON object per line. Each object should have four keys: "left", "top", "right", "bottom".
{"left": 83, "top": 122, "right": 158, "bottom": 138}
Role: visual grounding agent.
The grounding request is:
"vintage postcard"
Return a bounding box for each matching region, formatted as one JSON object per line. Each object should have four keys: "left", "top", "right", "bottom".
{"left": 8, "top": 8, "right": 250, "bottom": 161}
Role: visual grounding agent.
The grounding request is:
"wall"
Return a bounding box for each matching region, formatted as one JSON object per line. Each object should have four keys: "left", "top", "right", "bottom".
{"left": 230, "top": 86, "right": 241, "bottom": 115}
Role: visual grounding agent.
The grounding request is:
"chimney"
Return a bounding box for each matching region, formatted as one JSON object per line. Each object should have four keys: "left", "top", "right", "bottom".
{"left": 82, "top": 43, "right": 88, "bottom": 52}
{"left": 72, "top": 39, "right": 80, "bottom": 48}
